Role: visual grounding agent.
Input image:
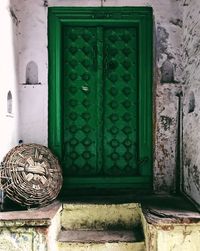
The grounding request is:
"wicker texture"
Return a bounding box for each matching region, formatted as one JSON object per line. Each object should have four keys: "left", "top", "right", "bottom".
{"left": 1, "top": 144, "right": 63, "bottom": 206}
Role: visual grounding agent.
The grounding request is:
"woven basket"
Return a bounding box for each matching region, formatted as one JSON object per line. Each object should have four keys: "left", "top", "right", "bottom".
{"left": 0, "top": 144, "right": 63, "bottom": 206}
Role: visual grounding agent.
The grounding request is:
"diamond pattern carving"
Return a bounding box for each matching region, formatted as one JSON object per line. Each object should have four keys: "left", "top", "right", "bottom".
{"left": 62, "top": 27, "right": 98, "bottom": 176}
{"left": 62, "top": 26, "right": 138, "bottom": 177}
{"left": 103, "top": 27, "right": 137, "bottom": 176}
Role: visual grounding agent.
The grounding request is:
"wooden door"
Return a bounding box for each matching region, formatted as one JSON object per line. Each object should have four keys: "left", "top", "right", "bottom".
{"left": 48, "top": 7, "right": 152, "bottom": 190}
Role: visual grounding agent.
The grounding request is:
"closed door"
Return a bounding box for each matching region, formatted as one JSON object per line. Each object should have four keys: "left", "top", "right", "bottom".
{"left": 62, "top": 26, "right": 138, "bottom": 176}
{"left": 48, "top": 7, "right": 152, "bottom": 190}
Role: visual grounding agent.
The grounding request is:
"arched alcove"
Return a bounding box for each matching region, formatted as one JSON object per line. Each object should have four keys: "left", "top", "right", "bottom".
{"left": 7, "top": 91, "right": 12, "bottom": 114}
{"left": 26, "top": 61, "right": 39, "bottom": 84}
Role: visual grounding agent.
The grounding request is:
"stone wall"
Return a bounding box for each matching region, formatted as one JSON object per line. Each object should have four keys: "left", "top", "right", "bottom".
{"left": 11, "top": 0, "right": 183, "bottom": 193}
{"left": 0, "top": 0, "right": 19, "bottom": 161}
{"left": 182, "top": 0, "right": 200, "bottom": 205}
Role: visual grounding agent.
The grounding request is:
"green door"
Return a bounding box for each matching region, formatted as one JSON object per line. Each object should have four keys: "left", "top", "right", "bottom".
{"left": 48, "top": 7, "right": 152, "bottom": 190}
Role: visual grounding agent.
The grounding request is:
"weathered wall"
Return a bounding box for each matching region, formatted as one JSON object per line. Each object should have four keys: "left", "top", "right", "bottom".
{"left": 182, "top": 0, "right": 200, "bottom": 205}
{"left": 14, "top": 0, "right": 183, "bottom": 193}
{"left": 0, "top": 228, "right": 47, "bottom": 251}
{"left": 144, "top": 222, "right": 200, "bottom": 251}
{"left": 0, "top": 0, "right": 19, "bottom": 161}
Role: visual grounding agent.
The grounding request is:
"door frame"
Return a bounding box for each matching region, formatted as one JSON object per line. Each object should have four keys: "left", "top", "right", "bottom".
{"left": 48, "top": 7, "right": 153, "bottom": 190}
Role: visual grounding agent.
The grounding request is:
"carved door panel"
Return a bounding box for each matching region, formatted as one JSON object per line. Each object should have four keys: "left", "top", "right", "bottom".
{"left": 62, "top": 27, "right": 99, "bottom": 177}
{"left": 48, "top": 7, "right": 152, "bottom": 190}
{"left": 103, "top": 27, "right": 138, "bottom": 177}
{"left": 62, "top": 26, "right": 138, "bottom": 179}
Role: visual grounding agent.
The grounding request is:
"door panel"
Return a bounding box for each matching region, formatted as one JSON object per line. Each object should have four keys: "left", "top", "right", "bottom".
{"left": 103, "top": 27, "right": 138, "bottom": 176}
{"left": 62, "top": 27, "right": 99, "bottom": 177}
{"left": 62, "top": 26, "right": 138, "bottom": 178}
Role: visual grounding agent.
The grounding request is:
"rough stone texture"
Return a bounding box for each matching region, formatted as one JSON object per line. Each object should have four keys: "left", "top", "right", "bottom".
{"left": 182, "top": 0, "right": 200, "bottom": 205}
{"left": 10, "top": 0, "right": 184, "bottom": 193}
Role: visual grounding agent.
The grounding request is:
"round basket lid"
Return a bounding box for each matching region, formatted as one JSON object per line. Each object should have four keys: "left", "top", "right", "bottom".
{"left": 1, "top": 144, "right": 63, "bottom": 206}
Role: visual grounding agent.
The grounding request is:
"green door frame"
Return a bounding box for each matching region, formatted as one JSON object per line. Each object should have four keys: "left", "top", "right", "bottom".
{"left": 48, "top": 7, "right": 153, "bottom": 190}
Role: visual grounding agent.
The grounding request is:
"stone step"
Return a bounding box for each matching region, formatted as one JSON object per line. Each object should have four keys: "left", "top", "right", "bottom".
{"left": 57, "top": 229, "right": 145, "bottom": 251}
{"left": 61, "top": 203, "right": 141, "bottom": 230}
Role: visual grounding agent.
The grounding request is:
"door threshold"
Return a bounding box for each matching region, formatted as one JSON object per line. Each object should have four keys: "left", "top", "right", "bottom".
{"left": 59, "top": 188, "right": 153, "bottom": 204}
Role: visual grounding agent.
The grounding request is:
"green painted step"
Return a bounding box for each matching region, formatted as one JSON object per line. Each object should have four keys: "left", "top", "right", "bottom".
{"left": 61, "top": 203, "right": 141, "bottom": 230}
{"left": 57, "top": 230, "right": 145, "bottom": 251}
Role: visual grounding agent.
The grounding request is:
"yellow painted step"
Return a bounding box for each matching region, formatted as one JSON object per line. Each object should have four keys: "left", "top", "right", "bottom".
{"left": 57, "top": 230, "right": 145, "bottom": 251}
{"left": 61, "top": 203, "right": 141, "bottom": 230}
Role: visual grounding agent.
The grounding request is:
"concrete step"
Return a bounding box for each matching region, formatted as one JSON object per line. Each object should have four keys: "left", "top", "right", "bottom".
{"left": 57, "top": 229, "right": 145, "bottom": 251}
{"left": 61, "top": 203, "right": 141, "bottom": 230}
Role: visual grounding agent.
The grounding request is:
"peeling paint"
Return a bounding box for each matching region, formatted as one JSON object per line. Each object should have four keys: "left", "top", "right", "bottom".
{"left": 160, "top": 116, "right": 174, "bottom": 131}
{"left": 156, "top": 26, "right": 169, "bottom": 60}
{"left": 183, "top": 0, "right": 200, "bottom": 205}
{"left": 169, "top": 18, "right": 183, "bottom": 28}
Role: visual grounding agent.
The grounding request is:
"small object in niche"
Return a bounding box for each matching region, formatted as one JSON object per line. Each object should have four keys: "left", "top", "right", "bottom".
{"left": 0, "top": 144, "right": 63, "bottom": 207}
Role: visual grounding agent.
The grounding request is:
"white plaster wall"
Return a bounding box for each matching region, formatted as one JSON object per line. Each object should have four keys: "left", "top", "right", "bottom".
{"left": 13, "top": 0, "right": 48, "bottom": 145}
{"left": 182, "top": 0, "right": 200, "bottom": 205}
{"left": 0, "top": 0, "right": 19, "bottom": 161}
{"left": 16, "top": 0, "right": 183, "bottom": 193}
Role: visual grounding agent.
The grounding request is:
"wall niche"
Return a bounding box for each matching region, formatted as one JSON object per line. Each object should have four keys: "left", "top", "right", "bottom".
{"left": 7, "top": 90, "right": 13, "bottom": 116}
{"left": 7, "top": 91, "right": 12, "bottom": 114}
{"left": 25, "top": 61, "right": 40, "bottom": 85}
